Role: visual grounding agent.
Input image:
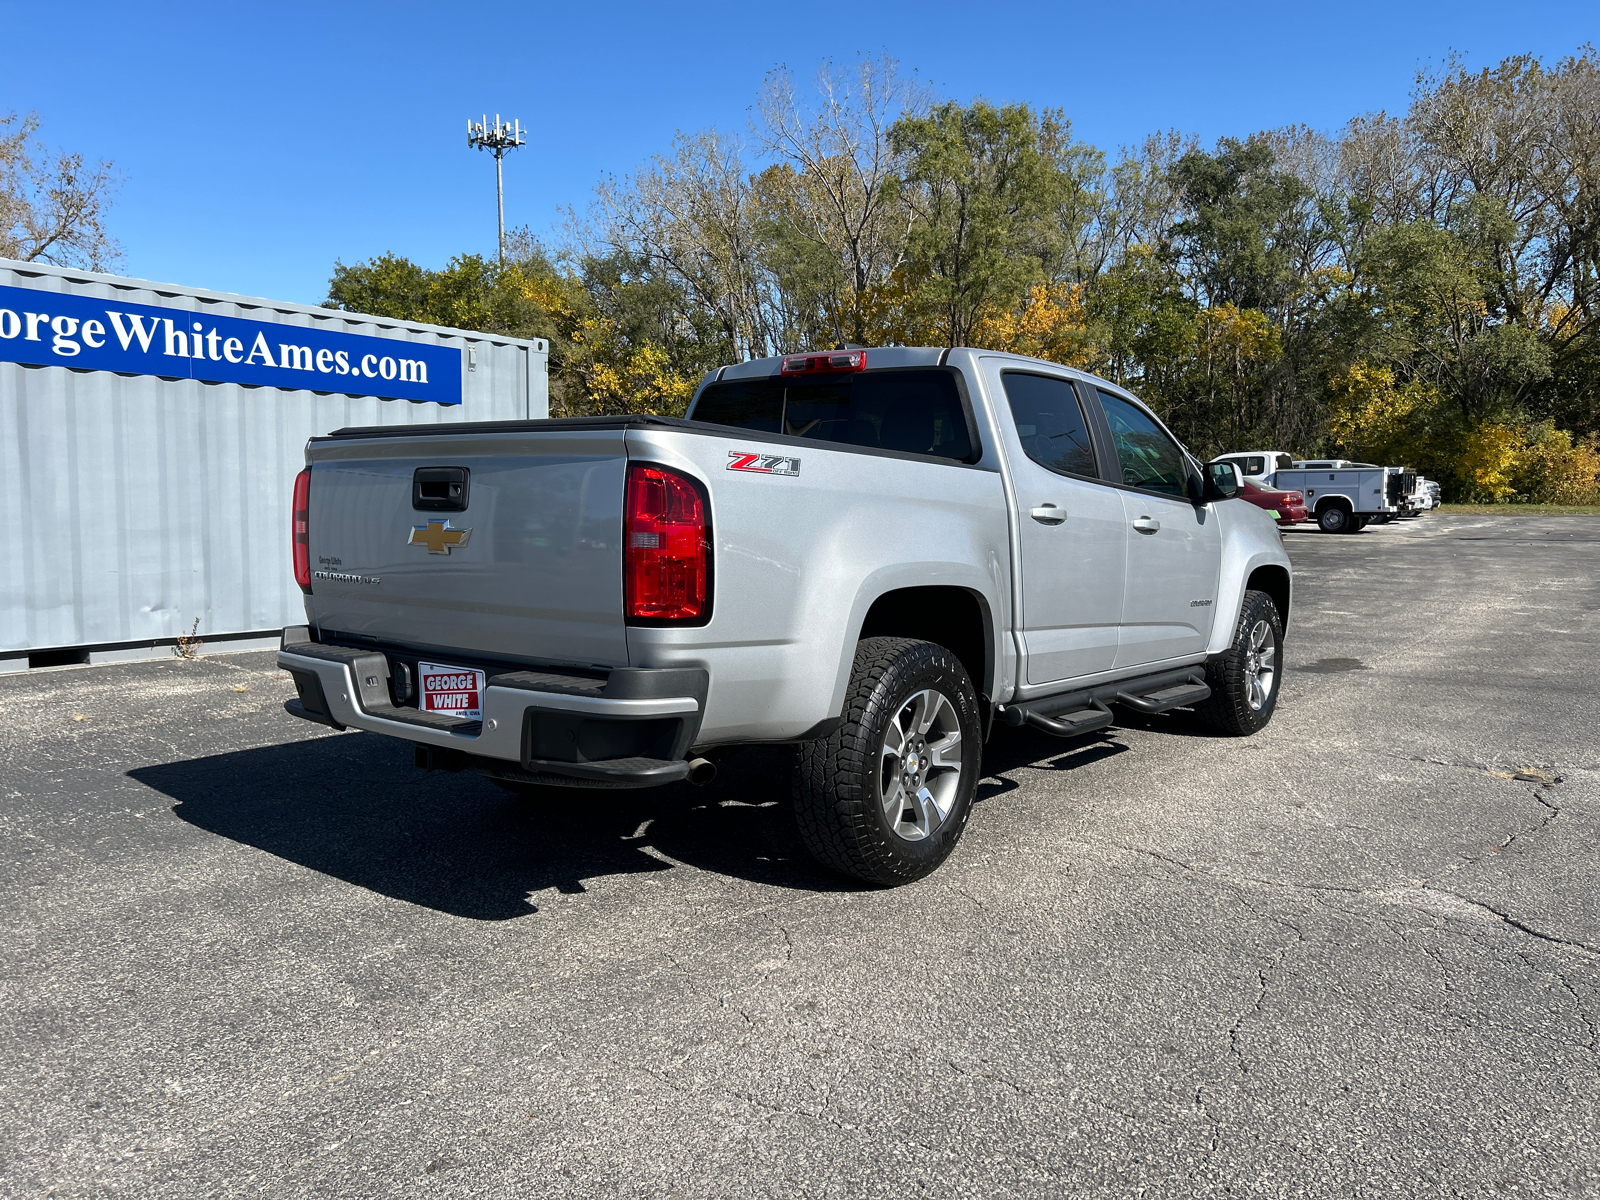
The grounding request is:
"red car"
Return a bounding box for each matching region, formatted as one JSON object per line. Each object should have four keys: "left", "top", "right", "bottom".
{"left": 1239, "top": 478, "right": 1308, "bottom": 524}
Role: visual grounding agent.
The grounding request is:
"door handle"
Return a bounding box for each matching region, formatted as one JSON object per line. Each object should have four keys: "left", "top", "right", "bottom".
{"left": 1031, "top": 505, "right": 1067, "bottom": 525}
{"left": 1133, "top": 515, "right": 1161, "bottom": 533}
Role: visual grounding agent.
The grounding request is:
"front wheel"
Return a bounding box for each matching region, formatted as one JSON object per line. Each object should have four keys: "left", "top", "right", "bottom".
{"left": 1197, "top": 590, "right": 1284, "bottom": 736}
{"left": 792, "top": 637, "right": 981, "bottom": 885}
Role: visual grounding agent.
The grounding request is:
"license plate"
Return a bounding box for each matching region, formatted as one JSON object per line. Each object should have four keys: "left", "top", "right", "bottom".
{"left": 417, "top": 661, "right": 486, "bottom": 719}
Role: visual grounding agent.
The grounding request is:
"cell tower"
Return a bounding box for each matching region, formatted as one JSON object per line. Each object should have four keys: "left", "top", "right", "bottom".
{"left": 466, "top": 114, "right": 526, "bottom": 264}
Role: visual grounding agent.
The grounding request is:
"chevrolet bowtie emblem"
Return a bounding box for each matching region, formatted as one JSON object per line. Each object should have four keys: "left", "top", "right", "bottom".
{"left": 409, "top": 520, "right": 472, "bottom": 555}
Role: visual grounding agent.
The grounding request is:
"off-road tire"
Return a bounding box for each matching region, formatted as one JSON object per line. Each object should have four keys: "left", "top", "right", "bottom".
{"left": 1197, "top": 590, "right": 1284, "bottom": 737}
{"left": 1317, "top": 505, "right": 1350, "bottom": 534}
{"left": 792, "top": 637, "right": 981, "bottom": 886}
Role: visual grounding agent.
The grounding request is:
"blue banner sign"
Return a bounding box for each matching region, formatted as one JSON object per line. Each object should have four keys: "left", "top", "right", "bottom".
{"left": 0, "top": 283, "right": 463, "bottom": 404}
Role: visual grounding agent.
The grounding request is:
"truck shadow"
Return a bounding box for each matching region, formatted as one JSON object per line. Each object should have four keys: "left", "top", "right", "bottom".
{"left": 134, "top": 733, "right": 851, "bottom": 921}
{"left": 134, "top": 723, "right": 1140, "bottom": 921}
{"left": 975, "top": 728, "right": 1129, "bottom": 804}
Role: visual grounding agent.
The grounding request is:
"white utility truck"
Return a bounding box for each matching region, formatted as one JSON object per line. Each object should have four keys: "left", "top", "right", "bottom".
{"left": 1274, "top": 461, "right": 1403, "bottom": 533}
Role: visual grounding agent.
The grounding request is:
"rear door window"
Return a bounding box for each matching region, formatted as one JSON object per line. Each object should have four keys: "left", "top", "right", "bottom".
{"left": 1097, "top": 389, "right": 1189, "bottom": 497}
{"left": 689, "top": 368, "right": 973, "bottom": 461}
{"left": 1240, "top": 455, "right": 1266, "bottom": 476}
{"left": 1001, "top": 373, "right": 1097, "bottom": 478}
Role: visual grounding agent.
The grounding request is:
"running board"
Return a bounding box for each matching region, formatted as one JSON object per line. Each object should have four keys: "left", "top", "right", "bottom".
{"left": 1021, "top": 699, "right": 1113, "bottom": 738}
{"left": 1115, "top": 679, "right": 1211, "bottom": 714}
{"left": 999, "top": 667, "right": 1211, "bottom": 738}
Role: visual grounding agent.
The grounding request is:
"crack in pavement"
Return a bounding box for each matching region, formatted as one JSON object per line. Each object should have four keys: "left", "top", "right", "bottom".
{"left": 1102, "top": 838, "right": 1598, "bottom": 959}
{"left": 1494, "top": 788, "right": 1561, "bottom": 857}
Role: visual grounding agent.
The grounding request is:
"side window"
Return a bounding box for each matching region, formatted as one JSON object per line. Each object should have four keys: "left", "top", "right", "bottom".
{"left": 1241, "top": 455, "right": 1266, "bottom": 476}
{"left": 1097, "top": 390, "right": 1188, "bottom": 497}
{"left": 1001, "top": 373, "right": 1097, "bottom": 478}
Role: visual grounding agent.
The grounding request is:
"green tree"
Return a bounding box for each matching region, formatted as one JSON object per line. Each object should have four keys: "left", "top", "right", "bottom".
{"left": 889, "top": 101, "right": 1097, "bottom": 345}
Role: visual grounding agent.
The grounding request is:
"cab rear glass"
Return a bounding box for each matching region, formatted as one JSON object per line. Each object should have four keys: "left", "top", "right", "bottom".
{"left": 690, "top": 368, "right": 974, "bottom": 462}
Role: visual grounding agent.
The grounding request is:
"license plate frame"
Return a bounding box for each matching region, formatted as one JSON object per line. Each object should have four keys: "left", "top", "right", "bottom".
{"left": 417, "top": 661, "right": 487, "bottom": 720}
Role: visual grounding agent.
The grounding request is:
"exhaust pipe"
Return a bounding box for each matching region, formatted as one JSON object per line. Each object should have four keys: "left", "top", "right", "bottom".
{"left": 686, "top": 757, "right": 717, "bottom": 786}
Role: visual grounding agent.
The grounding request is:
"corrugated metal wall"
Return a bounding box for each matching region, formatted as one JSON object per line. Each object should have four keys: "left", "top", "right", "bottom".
{"left": 0, "top": 260, "right": 548, "bottom": 658}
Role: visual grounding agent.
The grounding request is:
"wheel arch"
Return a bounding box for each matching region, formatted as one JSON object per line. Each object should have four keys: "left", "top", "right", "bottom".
{"left": 856, "top": 586, "right": 995, "bottom": 706}
{"left": 1208, "top": 505, "right": 1294, "bottom": 655}
{"left": 1246, "top": 564, "right": 1291, "bottom": 629}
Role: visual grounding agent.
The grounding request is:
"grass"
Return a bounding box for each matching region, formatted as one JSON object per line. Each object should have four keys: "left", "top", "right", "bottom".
{"left": 1435, "top": 503, "right": 1600, "bottom": 515}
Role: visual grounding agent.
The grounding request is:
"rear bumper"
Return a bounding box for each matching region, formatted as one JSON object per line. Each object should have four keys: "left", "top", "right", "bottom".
{"left": 277, "top": 627, "right": 707, "bottom": 788}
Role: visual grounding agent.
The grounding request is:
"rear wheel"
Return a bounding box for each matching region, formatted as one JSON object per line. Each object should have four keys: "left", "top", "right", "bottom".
{"left": 1197, "top": 590, "right": 1284, "bottom": 736}
{"left": 792, "top": 637, "right": 981, "bottom": 886}
{"left": 1317, "top": 504, "right": 1351, "bottom": 534}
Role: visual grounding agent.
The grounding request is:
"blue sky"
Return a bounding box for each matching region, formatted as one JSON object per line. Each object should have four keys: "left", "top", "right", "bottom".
{"left": 3, "top": 0, "right": 1594, "bottom": 305}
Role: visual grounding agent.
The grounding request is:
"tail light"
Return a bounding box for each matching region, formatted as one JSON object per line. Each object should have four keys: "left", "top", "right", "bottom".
{"left": 780, "top": 349, "right": 866, "bottom": 375}
{"left": 625, "top": 465, "right": 709, "bottom": 622}
{"left": 292, "top": 467, "right": 312, "bottom": 593}
{"left": 1288, "top": 491, "right": 1304, "bottom": 503}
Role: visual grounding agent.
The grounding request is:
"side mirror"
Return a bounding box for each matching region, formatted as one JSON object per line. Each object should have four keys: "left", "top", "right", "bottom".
{"left": 1203, "top": 461, "right": 1240, "bottom": 502}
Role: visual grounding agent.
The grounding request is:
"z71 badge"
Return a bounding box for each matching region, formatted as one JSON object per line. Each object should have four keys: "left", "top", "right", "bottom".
{"left": 727, "top": 451, "right": 801, "bottom": 476}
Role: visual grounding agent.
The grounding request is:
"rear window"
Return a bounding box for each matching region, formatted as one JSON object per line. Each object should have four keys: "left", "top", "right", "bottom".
{"left": 1275, "top": 453, "right": 1293, "bottom": 472}
{"left": 690, "top": 368, "right": 973, "bottom": 461}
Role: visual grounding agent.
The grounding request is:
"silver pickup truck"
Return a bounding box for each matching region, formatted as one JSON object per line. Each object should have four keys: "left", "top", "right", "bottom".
{"left": 279, "top": 347, "right": 1291, "bottom": 884}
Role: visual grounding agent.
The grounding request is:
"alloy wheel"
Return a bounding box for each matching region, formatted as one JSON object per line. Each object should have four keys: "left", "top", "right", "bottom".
{"left": 878, "top": 688, "right": 964, "bottom": 841}
{"left": 1243, "top": 619, "right": 1277, "bottom": 711}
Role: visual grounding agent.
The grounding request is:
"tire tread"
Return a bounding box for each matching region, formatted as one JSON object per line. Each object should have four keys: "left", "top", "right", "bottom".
{"left": 792, "top": 637, "right": 977, "bottom": 885}
{"left": 1197, "top": 590, "right": 1283, "bottom": 737}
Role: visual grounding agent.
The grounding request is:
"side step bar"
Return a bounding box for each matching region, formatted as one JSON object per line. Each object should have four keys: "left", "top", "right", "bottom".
{"left": 999, "top": 667, "right": 1211, "bottom": 739}
{"left": 1018, "top": 699, "right": 1113, "bottom": 738}
{"left": 1115, "top": 679, "right": 1212, "bottom": 714}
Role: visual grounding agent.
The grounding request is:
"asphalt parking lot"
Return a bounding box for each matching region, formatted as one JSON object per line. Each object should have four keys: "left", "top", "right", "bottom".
{"left": 2, "top": 512, "right": 1597, "bottom": 1198}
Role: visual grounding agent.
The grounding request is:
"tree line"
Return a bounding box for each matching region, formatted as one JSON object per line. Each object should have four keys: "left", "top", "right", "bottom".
{"left": 318, "top": 49, "right": 1595, "bottom": 504}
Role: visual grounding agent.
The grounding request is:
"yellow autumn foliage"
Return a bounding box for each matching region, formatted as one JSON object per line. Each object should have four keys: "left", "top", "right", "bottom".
{"left": 1512, "top": 422, "right": 1600, "bottom": 505}
{"left": 1326, "top": 362, "right": 1432, "bottom": 466}
{"left": 970, "top": 283, "right": 1097, "bottom": 367}
{"left": 581, "top": 324, "right": 698, "bottom": 417}
{"left": 1195, "top": 303, "right": 1279, "bottom": 371}
{"left": 1457, "top": 423, "right": 1523, "bottom": 501}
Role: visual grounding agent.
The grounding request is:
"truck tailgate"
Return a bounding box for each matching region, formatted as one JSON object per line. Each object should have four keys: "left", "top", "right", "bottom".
{"left": 302, "top": 427, "right": 628, "bottom": 667}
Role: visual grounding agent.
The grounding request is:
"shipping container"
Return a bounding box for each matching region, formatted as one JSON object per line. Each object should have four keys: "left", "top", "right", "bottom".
{"left": 0, "top": 258, "right": 548, "bottom": 670}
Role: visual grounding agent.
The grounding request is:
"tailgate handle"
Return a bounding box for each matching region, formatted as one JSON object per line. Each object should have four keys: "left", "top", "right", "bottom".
{"left": 413, "top": 467, "right": 470, "bottom": 512}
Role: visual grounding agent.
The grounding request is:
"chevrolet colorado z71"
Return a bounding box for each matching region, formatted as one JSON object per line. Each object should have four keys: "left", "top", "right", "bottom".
{"left": 279, "top": 347, "right": 1292, "bottom": 884}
